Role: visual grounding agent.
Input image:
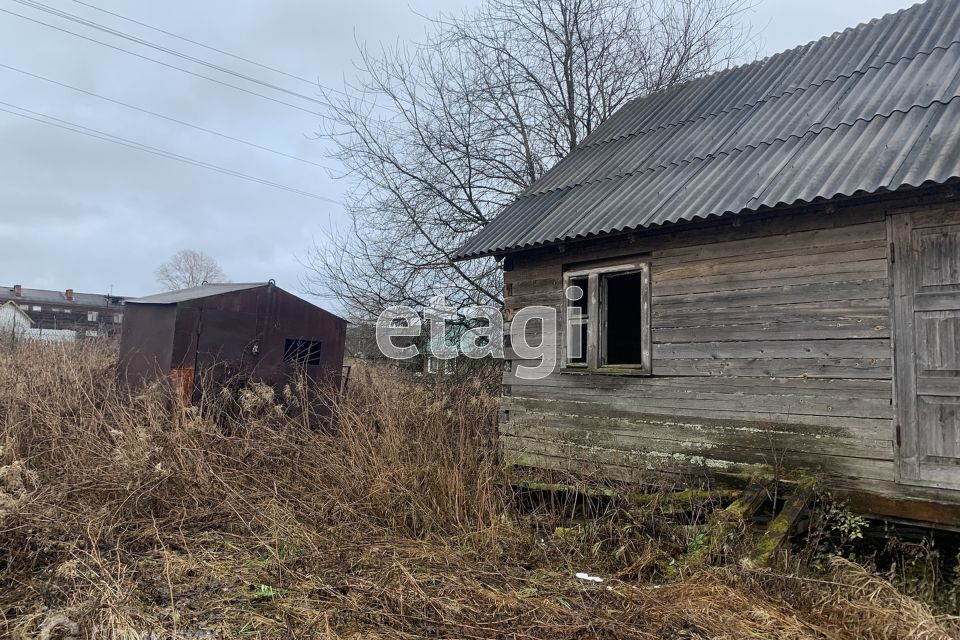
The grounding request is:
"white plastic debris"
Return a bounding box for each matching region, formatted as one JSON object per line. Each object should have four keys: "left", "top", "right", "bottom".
{"left": 575, "top": 572, "right": 603, "bottom": 583}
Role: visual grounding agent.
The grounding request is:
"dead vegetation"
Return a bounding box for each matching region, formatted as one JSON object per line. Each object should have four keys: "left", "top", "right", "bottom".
{"left": 0, "top": 341, "right": 958, "bottom": 639}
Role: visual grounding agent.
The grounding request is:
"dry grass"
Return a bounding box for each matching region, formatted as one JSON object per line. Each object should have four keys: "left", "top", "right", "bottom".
{"left": 0, "top": 341, "right": 957, "bottom": 639}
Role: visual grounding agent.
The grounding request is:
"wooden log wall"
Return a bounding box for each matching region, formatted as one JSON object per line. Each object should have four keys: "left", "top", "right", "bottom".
{"left": 499, "top": 196, "right": 960, "bottom": 509}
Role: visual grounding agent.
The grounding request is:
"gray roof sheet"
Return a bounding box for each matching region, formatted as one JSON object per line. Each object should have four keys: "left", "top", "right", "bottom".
{"left": 126, "top": 283, "right": 268, "bottom": 304}
{"left": 0, "top": 285, "right": 125, "bottom": 307}
{"left": 455, "top": 0, "right": 960, "bottom": 259}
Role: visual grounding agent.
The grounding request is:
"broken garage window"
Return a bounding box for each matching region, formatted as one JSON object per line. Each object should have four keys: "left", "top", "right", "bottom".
{"left": 283, "top": 339, "right": 323, "bottom": 366}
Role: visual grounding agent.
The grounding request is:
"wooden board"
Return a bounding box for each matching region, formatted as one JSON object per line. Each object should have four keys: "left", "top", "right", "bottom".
{"left": 498, "top": 193, "right": 960, "bottom": 517}
{"left": 891, "top": 210, "right": 960, "bottom": 490}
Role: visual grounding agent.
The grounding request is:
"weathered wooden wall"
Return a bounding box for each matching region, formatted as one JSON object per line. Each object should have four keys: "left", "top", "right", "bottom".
{"left": 27, "top": 303, "right": 123, "bottom": 336}
{"left": 499, "top": 193, "right": 960, "bottom": 514}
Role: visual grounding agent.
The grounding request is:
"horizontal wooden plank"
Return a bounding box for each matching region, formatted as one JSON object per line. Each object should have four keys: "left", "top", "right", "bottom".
{"left": 914, "top": 292, "right": 960, "bottom": 312}
{"left": 507, "top": 275, "right": 563, "bottom": 297}
{"left": 503, "top": 395, "right": 893, "bottom": 432}
{"left": 510, "top": 212, "right": 885, "bottom": 280}
{"left": 506, "top": 317, "right": 890, "bottom": 344}
{"left": 507, "top": 450, "right": 657, "bottom": 484}
{"left": 652, "top": 358, "right": 891, "bottom": 379}
{"left": 504, "top": 291, "right": 563, "bottom": 310}
{"left": 501, "top": 412, "right": 893, "bottom": 459}
{"left": 506, "top": 315, "right": 891, "bottom": 342}
{"left": 502, "top": 434, "right": 896, "bottom": 481}
{"left": 651, "top": 220, "right": 887, "bottom": 264}
{"left": 917, "top": 377, "right": 960, "bottom": 396}
{"left": 505, "top": 438, "right": 759, "bottom": 481}
{"left": 509, "top": 261, "right": 889, "bottom": 310}
{"left": 653, "top": 339, "right": 890, "bottom": 360}
{"left": 508, "top": 288, "right": 891, "bottom": 317}
{"left": 653, "top": 301, "right": 889, "bottom": 329}
{"left": 652, "top": 279, "right": 889, "bottom": 310}
{"left": 652, "top": 260, "right": 888, "bottom": 297}
{"left": 653, "top": 242, "right": 887, "bottom": 282}
{"left": 905, "top": 207, "right": 960, "bottom": 230}
{"left": 505, "top": 386, "right": 893, "bottom": 421}
{"left": 653, "top": 320, "right": 889, "bottom": 342}
{"left": 503, "top": 355, "right": 893, "bottom": 379}
{"left": 502, "top": 370, "right": 893, "bottom": 397}
{"left": 522, "top": 207, "right": 886, "bottom": 272}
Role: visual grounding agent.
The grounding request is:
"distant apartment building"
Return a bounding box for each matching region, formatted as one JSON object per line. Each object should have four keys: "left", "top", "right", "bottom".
{"left": 0, "top": 284, "right": 127, "bottom": 337}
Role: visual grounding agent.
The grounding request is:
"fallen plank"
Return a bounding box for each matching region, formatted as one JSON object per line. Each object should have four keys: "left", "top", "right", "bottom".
{"left": 671, "top": 478, "right": 774, "bottom": 575}
{"left": 719, "top": 479, "right": 772, "bottom": 522}
{"left": 508, "top": 480, "right": 739, "bottom": 511}
{"left": 749, "top": 479, "right": 817, "bottom": 567}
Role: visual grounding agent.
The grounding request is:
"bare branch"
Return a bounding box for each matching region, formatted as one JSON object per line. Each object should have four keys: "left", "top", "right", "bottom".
{"left": 305, "top": 0, "right": 755, "bottom": 319}
{"left": 155, "top": 249, "right": 228, "bottom": 291}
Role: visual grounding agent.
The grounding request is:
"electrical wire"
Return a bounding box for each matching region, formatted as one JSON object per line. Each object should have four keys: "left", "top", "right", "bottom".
{"left": 0, "top": 61, "right": 337, "bottom": 171}
{"left": 64, "top": 0, "right": 392, "bottom": 111}
{"left": 0, "top": 6, "right": 325, "bottom": 116}
{"left": 13, "top": 0, "right": 339, "bottom": 109}
{"left": 0, "top": 99, "right": 341, "bottom": 203}
{"left": 69, "top": 0, "right": 322, "bottom": 88}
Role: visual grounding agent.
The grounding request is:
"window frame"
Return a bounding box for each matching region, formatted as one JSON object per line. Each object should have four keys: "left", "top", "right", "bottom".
{"left": 283, "top": 338, "right": 323, "bottom": 367}
{"left": 564, "top": 274, "right": 590, "bottom": 366}
{"left": 561, "top": 261, "right": 652, "bottom": 375}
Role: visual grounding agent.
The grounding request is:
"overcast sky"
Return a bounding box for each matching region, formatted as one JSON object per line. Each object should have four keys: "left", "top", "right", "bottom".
{"left": 0, "top": 0, "right": 920, "bottom": 305}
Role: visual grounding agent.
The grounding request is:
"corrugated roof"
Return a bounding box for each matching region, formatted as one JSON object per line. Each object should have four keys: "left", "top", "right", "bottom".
{"left": 126, "top": 283, "right": 268, "bottom": 305}
{"left": 455, "top": 0, "right": 960, "bottom": 259}
{"left": 0, "top": 285, "right": 125, "bottom": 307}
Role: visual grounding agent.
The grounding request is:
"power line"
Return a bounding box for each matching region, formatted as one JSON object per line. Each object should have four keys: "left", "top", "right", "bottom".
{"left": 0, "top": 6, "right": 325, "bottom": 117}
{"left": 69, "top": 0, "right": 319, "bottom": 87}
{"left": 0, "top": 99, "right": 341, "bottom": 203}
{"left": 65, "top": 0, "right": 393, "bottom": 110}
{"left": 0, "top": 61, "right": 337, "bottom": 172}
{"left": 12, "top": 0, "right": 341, "bottom": 111}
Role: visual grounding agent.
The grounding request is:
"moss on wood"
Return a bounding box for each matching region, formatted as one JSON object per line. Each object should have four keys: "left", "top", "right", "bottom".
{"left": 749, "top": 478, "right": 817, "bottom": 568}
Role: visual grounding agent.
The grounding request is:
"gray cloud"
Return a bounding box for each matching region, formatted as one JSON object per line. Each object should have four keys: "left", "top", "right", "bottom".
{"left": 0, "top": 0, "right": 919, "bottom": 306}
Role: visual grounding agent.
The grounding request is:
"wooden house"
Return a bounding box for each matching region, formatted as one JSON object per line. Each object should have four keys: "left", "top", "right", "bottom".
{"left": 0, "top": 284, "right": 126, "bottom": 337}
{"left": 118, "top": 282, "right": 347, "bottom": 402}
{"left": 455, "top": 0, "right": 960, "bottom": 526}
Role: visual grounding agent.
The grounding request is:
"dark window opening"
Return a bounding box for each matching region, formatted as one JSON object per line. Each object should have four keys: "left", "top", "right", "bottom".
{"left": 284, "top": 339, "right": 323, "bottom": 366}
{"left": 603, "top": 272, "right": 644, "bottom": 365}
{"left": 562, "top": 263, "right": 651, "bottom": 374}
{"left": 566, "top": 276, "right": 589, "bottom": 365}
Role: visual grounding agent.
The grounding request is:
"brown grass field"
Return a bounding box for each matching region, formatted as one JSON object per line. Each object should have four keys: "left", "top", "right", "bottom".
{"left": 0, "top": 342, "right": 958, "bottom": 639}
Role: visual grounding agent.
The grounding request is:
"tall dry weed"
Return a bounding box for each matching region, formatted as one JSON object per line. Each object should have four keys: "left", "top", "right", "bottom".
{"left": 0, "top": 341, "right": 956, "bottom": 639}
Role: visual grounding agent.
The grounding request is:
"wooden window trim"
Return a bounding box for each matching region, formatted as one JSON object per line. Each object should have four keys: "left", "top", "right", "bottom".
{"left": 561, "top": 262, "right": 652, "bottom": 375}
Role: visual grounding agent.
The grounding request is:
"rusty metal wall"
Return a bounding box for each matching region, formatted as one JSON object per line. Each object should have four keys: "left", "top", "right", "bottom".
{"left": 255, "top": 285, "right": 346, "bottom": 390}
{"left": 120, "top": 284, "right": 346, "bottom": 396}
{"left": 117, "top": 304, "right": 177, "bottom": 386}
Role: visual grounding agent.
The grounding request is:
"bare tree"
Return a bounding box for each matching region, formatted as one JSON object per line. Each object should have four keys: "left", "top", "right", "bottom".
{"left": 306, "top": 0, "right": 754, "bottom": 319}
{"left": 155, "top": 249, "right": 227, "bottom": 291}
